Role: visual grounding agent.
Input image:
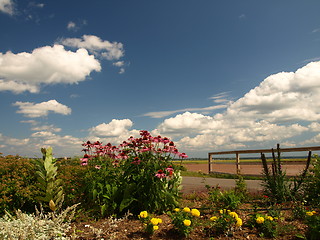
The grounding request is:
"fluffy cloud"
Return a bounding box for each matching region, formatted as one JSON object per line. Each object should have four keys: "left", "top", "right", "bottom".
{"left": 0, "top": 44, "right": 101, "bottom": 93}
{"left": 90, "top": 119, "right": 133, "bottom": 137}
{"left": 227, "top": 61, "right": 320, "bottom": 122}
{"left": 0, "top": 0, "right": 14, "bottom": 15}
{"left": 13, "top": 100, "right": 71, "bottom": 118}
{"left": 60, "top": 35, "right": 124, "bottom": 60}
{"left": 154, "top": 61, "right": 320, "bottom": 153}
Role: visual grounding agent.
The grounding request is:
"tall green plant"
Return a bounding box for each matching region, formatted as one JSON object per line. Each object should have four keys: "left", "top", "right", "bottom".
{"left": 35, "top": 147, "right": 64, "bottom": 211}
{"left": 303, "top": 154, "right": 320, "bottom": 207}
{"left": 261, "top": 144, "right": 311, "bottom": 203}
{"left": 261, "top": 144, "right": 290, "bottom": 203}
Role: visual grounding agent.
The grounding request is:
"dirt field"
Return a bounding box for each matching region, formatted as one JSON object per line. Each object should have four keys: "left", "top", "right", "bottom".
{"left": 183, "top": 162, "right": 307, "bottom": 176}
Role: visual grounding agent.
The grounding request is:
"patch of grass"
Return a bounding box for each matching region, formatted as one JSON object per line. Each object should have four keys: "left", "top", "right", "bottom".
{"left": 180, "top": 171, "right": 263, "bottom": 180}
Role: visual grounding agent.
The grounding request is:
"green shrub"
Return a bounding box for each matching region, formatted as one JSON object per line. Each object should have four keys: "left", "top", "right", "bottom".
{"left": 207, "top": 186, "right": 243, "bottom": 210}
{"left": 303, "top": 154, "right": 320, "bottom": 207}
{"left": 0, "top": 156, "right": 40, "bottom": 215}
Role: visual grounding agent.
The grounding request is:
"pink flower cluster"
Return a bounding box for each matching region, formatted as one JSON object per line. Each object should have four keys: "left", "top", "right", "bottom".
{"left": 155, "top": 166, "right": 175, "bottom": 179}
{"left": 80, "top": 130, "right": 188, "bottom": 166}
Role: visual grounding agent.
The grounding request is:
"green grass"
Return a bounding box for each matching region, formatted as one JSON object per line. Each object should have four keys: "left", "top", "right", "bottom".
{"left": 180, "top": 170, "right": 263, "bottom": 180}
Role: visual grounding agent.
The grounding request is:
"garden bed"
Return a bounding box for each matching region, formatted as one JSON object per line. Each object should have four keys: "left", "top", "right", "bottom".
{"left": 67, "top": 191, "right": 308, "bottom": 239}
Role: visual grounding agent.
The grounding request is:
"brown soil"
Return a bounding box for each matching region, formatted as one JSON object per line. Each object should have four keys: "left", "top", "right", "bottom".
{"left": 69, "top": 193, "right": 307, "bottom": 239}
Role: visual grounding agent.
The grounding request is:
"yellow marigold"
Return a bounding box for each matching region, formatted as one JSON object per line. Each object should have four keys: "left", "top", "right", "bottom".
{"left": 183, "top": 219, "right": 191, "bottom": 226}
{"left": 150, "top": 218, "right": 159, "bottom": 225}
{"left": 191, "top": 208, "right": 201, "bottom": 217}
{"left": 229, "top": 212, "right": 238, "bottom": 219}
{"left": 266, "top": 216, "right": 273, "bottom": 221}
{"left": 210, "top": 216, "right": 218, "bottom": 221}
{"left": 174, "top": 208, "right": 180, "bottom": 212}
{"left": 139, "top": 211, "right": 148, "bottom": 218}
{"left": 183, "top": 207, "right": 191, "bottom": 213}
{"left": 256, "top": 216, "right": 265, "bottom": 224}
{"left": 306, "top": 211, "right": 314, "bottom": 216}
{"left": 153, "top": 225, "right": 159, "bottom": 231}
{"left": 236, "top": 217, "right": 243, "bottom": 227}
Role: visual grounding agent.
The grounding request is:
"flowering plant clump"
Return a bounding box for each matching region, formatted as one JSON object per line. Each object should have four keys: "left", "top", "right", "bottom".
{"left": 169, "top": 207, "right": 201, "bottom": 237}
{"left": 138, "top": 211, "right": 162, "bottom": 235}
{"left": 248, "top": 213, "right": 278, "bottom": 238}
{"left": 205, "top": 209, "right": 242, "bottom": 237}
{"left": 304, "top": 210, "right": 320, "bottom": 239}
{"left": 80, "top": 130, "right": 188, "bottom": 215}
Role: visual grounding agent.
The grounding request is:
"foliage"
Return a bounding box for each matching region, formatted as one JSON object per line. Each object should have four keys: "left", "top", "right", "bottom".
{"left": 234, "top": 174, "right": 248, "bottom": 200}
{"left": 247, "top": 213, "right": 278, "bottom": 238}
{"left": 260, "top": 144, "right": 312, "bottom": 203}
{"left": 0, "top": 155, "right": 40, "bottom": 215}
{"left": 302, "top": 154, "right": 320, "bottom": 207}
{"left": 304, "top": 211, "right": 320, "bottom": 240}
{"left": 80, "top": 130, "right": 187, "bottom": 216}
{"left": 206, "top": 185, "right": 243, "bottom": 210}
{"left": 205, "top": 209, "right": 242, "bottom": 237}
{"left": 57, "top": 158, "right": 88, "bottom": 208}
{"left": 34, "top": 147, "right": 64, "bottom": 212}
{"left": 169, "top": 207, "right": 200, "bottom": 237}
{"left": 260, "top": 144, "right": 291, "bottom": 203}
{"left": 0, "top": 204, "right": 78, "bottom": 240}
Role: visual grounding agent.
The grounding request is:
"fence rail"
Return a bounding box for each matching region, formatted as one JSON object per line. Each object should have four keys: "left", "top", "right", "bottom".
{"left": 208, "top": 145, "right": 320, "bottom": 175}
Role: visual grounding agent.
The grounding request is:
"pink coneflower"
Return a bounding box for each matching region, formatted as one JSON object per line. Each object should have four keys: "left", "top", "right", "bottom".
{"left": 155, "top": 169, "right": 166, "bottom": 179}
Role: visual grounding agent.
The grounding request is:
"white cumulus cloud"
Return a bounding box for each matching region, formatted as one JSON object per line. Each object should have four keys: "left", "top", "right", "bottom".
{"left": 60, "top": 35, "right": 124, "bottom": 60}
{"left": 13, "top": 100, "right": 72, "bottom": 118}
{"left": 90, "top": 119, "right": 133, "bottom": 137}
{"left": 153, "top": 61, "right": 320, "bottom": 153}
{"left": 0, "top": 0, "right": 14, "bottom": 15}
{"left": 0, "top": 44, "right": 101, "bottom": 93}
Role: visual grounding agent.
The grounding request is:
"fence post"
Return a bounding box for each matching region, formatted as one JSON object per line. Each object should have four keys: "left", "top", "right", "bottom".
{"left": 236, "top": 153, "right": 240, "bottom": 175}
{"left": 208, "top": 153, "right": 212, "bottom": 174}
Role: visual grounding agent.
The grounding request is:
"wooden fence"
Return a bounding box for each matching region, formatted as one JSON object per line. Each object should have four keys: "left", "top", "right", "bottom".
{"left": 208, "top": 145, "right": 320, "bottom": 175}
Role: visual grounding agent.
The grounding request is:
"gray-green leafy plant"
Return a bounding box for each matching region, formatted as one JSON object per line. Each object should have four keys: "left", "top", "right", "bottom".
{"left": 35, "top": 147, "right": 64, "bottom": 211}
{"left": 0, "top": 204, "right": 78, "bottom": 240}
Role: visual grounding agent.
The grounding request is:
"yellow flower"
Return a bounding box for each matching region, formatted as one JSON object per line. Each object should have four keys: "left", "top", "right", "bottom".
{"left": 191, "top": 208, "right": 201, "bottom": 217}
{"left": 228, "top": 212, "right": 238, "bottom": 219}
{"left": 183, "top": 219, "right": 191, "bottom": 226}
{"left": 306, "top": 211, "right": 314, "bottom": 216}
{"left": 210, "top": 216, "right": 218, "bottom": 221}
{"left": 153, "top": 225, "right": 159, "bottom": 231}
{"left": 183, "top": 207, "right": 191, "bottom": 213}
{"left": 174, "top": 208, "right": 180, "bottom": 212}
{"left": 219, "top": 209, "right": 223, "bottom": 214}
{"left": 139, "top": 211, "right": 148, "bottom": 218}
{"left": 266, "top": 216, "right": 273, "bottom": 221}
{"left": 150, "top": 218, "right": 160, "bottom": 225}
{"left": 312, "top": 211, "right": 317, "bottom": 214}
{"left": 256, "top": 216, "right": 265, "bottom": 224}
{"left": 157, "top": 218, "right": 163, "bottom": 224}
{"left": 236, "top": 217, "right": 243, "bottom": 227}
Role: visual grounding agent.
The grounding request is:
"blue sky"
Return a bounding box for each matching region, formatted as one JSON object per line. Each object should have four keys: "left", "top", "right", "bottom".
{"left": 1, "top": 0, "right": 320, "bottom": 158}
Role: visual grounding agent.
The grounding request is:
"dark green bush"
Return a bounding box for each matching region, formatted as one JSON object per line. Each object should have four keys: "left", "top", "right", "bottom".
{"left": 0, "top": 156, "right": 40, "bottom": 215}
